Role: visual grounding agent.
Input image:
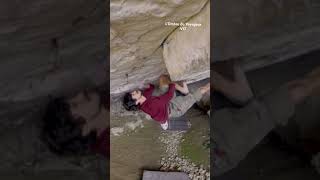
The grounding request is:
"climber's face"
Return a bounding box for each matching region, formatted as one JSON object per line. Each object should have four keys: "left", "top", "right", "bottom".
{"left": 68, "top": 91, "right": 108, "bottom": 136}
{"left": 131, "top": 90, "right": 142, "bottom": 100}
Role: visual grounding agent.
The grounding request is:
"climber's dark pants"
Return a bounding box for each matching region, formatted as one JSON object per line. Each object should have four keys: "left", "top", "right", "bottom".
{"left": 213, "top": 86, "right": 295, "bottom": 176}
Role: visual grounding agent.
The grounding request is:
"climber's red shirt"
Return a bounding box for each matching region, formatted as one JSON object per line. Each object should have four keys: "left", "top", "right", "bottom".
{"left": 90, "top": 128, "right": 109, "bottom": 157}
{"left": 139, "top": 83, "right": 175, "bottom": 124}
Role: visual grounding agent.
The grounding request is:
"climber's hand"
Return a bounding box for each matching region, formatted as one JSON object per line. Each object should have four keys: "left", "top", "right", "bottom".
{"left": 138, "top": 80, "right": 150, "bottom": 89}
{"left": 144, "top": 84, "right": 151, "bottom": 89}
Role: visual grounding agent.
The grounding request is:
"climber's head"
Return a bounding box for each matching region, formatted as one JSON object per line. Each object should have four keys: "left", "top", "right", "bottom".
{"left": 41, "top": 86, "right": 108, "bottom": 156}
{"left": 123, "top": 90, "right": 141, "bottom": 111}
{"left": 41, "top": 97, "right": 97, "bottom": 156}
{"left": 130, "top": 90, "right": 142, "bottom": 100}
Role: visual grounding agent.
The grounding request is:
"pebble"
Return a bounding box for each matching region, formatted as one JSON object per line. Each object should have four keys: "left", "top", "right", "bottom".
{"left": 158, "top": 131, "right": 210, "bottom": 180}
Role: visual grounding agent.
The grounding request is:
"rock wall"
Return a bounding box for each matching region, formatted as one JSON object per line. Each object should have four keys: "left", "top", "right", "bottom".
{"left": 0, "top": 0, "right": 107, "bottom": 123}
{"left": 213, "top": 0, "right": 320, "bottom": 71}
{"left": 110, "top": 0, "right": 210, "bottom": 97}
{"left": 163, "top": 1, "right": 210, "bottom": 83}
{"left": 0, "top": 2, "right": 108, "bottom": 178}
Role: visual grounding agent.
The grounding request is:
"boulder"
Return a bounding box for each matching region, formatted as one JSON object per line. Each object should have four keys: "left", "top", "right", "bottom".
{"left": 163, "top": 1, "right": 210, "bottom": 83}
{"left": 110, "top": 0, "right": 210, "bottom": 97}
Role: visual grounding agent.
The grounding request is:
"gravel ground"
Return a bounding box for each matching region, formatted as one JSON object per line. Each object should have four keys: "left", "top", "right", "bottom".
{"left": 159, "top": 131, "right": 210, "bottom": 180}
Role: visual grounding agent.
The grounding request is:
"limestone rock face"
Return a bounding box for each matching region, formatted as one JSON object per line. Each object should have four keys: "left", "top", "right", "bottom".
{"left": 0, "top": 0, "right": 107, "bottom": 129}
{"left": 110, "top": 0, "right": 210, "bottom": 97}
{"left": 0, "top": 1, "right": 107, "bottom": 177}
{"left": 213, "top": 0, "right": 320, "bottom": 71}
{"left": 163, "top": 1, "right": 210, "bottom": 83}
{"left": 0, "top": 0, "right": 107, "bottom": 102}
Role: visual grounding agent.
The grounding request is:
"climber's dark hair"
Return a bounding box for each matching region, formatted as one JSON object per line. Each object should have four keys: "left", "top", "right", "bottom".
{"left": 41, "top": 97, "right": 97, "bottom": 156}
{"left": 123, "top": 92, "right": 139, "bottom": 111}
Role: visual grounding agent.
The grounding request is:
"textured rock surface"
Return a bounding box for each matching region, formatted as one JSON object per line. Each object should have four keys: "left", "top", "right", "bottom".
{"left": 163, "top": 1, "right": 210, "bottom": 83}
{"left": 213, "top": 0, "right": 320, "bottom": 70}
{"left": 110, "top": 0, "right": 209, "bottom": 97}
{"left": 0, "top": 0, "right": 107, "bottom": 133}
{"left": 0, "top": 0, "right": 107, "bottom": 102}
{"left": 0, "top": 119, "right": 107, "bottom": 179}
{"left": 0, "top": 1, "right": 107, "bottom": 178}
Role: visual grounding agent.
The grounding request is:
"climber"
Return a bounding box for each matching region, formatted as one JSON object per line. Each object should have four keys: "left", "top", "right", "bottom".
{"left": 123, "top": 75, "right": 210, "bottom": 130}
{"left": 42, "top": 86, "right": 109, "bottom": 157}
{"left": 212, "top": 62, "right": 320, "bottom": 176}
